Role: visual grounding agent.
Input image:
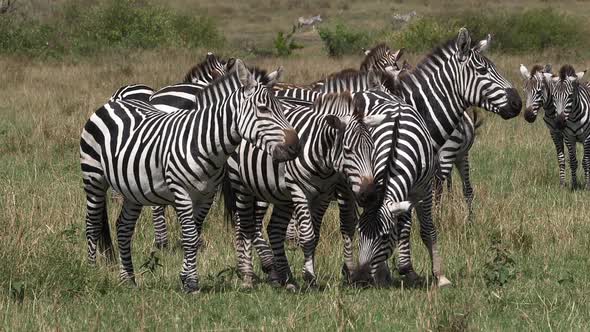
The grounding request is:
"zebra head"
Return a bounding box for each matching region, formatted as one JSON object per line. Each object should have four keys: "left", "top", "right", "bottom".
{"left": 520, "top": 64, "right": 551, "bottom": 123}
{"left": 234, "top": 60, "right": 300, "bottom": 162}
{"left": 454, "top": 28, "right": 522, "bottom": 119}
{"left": 360, "top": 44, "right": 404, "bottom": 74}
{"left": 549, "top": 65, "right": 586, "bottom": 129}
{"left": 319, "top": 93, "right": 388, "bottom": 207}
{"left": 183, "top": 52, "right": 227, "bottom": 86}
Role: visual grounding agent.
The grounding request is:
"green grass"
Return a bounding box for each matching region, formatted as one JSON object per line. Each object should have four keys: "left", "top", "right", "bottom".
{"left": 2, "top": 0, "right": 590, "bottom": 330}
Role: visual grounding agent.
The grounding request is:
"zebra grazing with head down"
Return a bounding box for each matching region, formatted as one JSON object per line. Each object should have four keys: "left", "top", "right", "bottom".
{"left": 520, "top": 63, "right": 568, "bottom": 187}
{"left": 80, "top": 60, "right": 301, "bottom": 293}
{"left": 354, "top": 28, "right": 522, "bottom": 286}
{"left": 546, "top": 64, "right": 590, "bottom": 189}
{"left": 148, "top": 52, "right": 228, "bottom": 112}
{"left": 224, "top": 92, "right": 387, "bottom": 287}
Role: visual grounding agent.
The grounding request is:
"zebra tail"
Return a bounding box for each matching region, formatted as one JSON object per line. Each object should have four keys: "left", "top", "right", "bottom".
{"left": 221, "top": 167, "right": 237, "bottom": 227}
{"left": 98, "top": 203, "right": 116, "bottom": 263}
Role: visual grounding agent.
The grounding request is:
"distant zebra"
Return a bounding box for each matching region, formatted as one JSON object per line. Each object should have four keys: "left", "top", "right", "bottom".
{"left": 354, "top": 29, "right": 522, "bottom": 286}
{"left": 80, "top": 60, "right": 300, "bottom": 293}
{"left": 223, "top": 92, "right": 387, "bottom": 287}
{"left": 546, "top": 64, "right": 589, "bottom": 189}
{"left": 520, "top": 64, "right": 569, "bottom": 187}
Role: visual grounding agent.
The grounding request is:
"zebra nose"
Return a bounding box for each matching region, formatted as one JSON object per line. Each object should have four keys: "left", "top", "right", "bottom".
{"left": 507, "top": 88, "right": 522, "bottom": 113}
{"left": 358, "top": 176, "right": 377, "bottom": 207}
{"left": 524, "top": 106, "right": 536, "bottom": 123}
{"left": 282, "top": 128, "right": 300, "bottom": 157}
{"left": 557, "top": 113, "right": 567, "bottom": 129}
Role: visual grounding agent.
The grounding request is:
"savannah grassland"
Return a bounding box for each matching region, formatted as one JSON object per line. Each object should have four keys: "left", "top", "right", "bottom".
{"left": 2, "top": 0, "right": 590, "bottom": 330}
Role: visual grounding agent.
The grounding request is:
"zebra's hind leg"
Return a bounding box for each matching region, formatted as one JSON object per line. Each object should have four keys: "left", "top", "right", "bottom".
{"left": 267, "top": 203, "right": 297, "bottom": 290}
{"left": 396, "top": 211, "right": 418, "bottom": 282}
{"left": 233, "top": 192, "right": 257, "bottom": 289}
{"left": 583, "top": 138, "right": 590, "bottom": 190}
{"left": 84, "top": 181, "right": 115, "bottom": 264}
{"left": 565, "top": 138, "right": 579, "bottom": 190}
{"left": 551, "top": 131, "right": 566, "bottom": 187}
{"left": 414, "top": 194, "right": 451, "bottom": 288}
{"left": 253, "top": 200, "right": 273, "bottom": 274}
{"left": 115, "top": 200, "right": 143, "bottom": 287}
{"left": 455, "top": 153, "right": 474, "bottom": 223}
{"left": 151, "top": 206, "right": 169, "bottom": 249}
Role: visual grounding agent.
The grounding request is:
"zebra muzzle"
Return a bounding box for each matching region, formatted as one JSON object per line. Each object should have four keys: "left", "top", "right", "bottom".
{"left": 524, "top": 107, "right": 537, "bottom": 123}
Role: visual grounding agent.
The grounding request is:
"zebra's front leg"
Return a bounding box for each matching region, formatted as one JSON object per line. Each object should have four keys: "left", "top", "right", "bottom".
{"left": 233, "top": 192, "right": 258, "bottom": 288}
{"left": 115, "top": 200, "right": 143, "bottom": 286}
{"left": 455, "top": 153, "right": 474, "bottom": 223}
{"left": 293, "top": 201, "right": 319, "bottom": 286}
{"left": 253, "top": 200, "right": 273, "bottom": 274}
{"left": 336, "top": 185, "right": 360, "bottom": 283}
{"left": 565, "top": 138, "right": 578, "bottom": 189}
{"left": 267, "top": 203, "right": 297, "bottom": 289}
{"left": 550, "top": 130, "right": 566, "bottom": 187}
{"left": 174, "top": 193, "right": 212, "bottom": 294}
{"left": 414, "top": 194, "right": 451, "bottom": 287}
{"left": 151, "top": 206, "right": 169, "bottom": 249}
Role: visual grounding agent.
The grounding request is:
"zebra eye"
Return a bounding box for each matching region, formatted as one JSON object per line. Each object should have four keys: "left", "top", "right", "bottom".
{"left": 476, "top": 66, "right": 488, "bottom": 75}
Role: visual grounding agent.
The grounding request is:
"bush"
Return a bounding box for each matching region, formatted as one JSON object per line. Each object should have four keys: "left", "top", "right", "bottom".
{"left": 273, "top": 29, "right": 303, "bottom": 57}
{"left": 388, "top": 8, "right": 588, "bottom": 54}
{"left": 318, "top": 23, "right": 372, "bottom": 57}
{"left": 0, "top": 0, "right": 223, "bottom": 58}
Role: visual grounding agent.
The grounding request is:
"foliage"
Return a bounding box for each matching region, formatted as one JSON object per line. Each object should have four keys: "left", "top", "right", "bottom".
{"left": 483, "top": 234, "right": 517, "bottom": 287}
{"left": 273, "top": 28, "right": 303, "bottom": 57}
{"left": 318, "top": 23, "right": 372, "bottom": 57}
{"left": 388, "top": 8, "right": 588, "bottom": 54}
{"left": 0, "top": 0, "right": 223, "bottom": 58}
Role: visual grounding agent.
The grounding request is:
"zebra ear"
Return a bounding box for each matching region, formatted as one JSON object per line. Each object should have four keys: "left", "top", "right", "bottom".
{"left": 225, "top": 57, "right": 237, "bottom": 71}
{"left": 392, "top": 48, "right": 404, "bottom": 61}
{"left": 576, "top": 70, "right": 586, "bottom": 80}
{"left": 456, "top": 27, "right": 471, "bottom": 61}
{"left": 519, "top": 64, "right": 530, "bottom": 80}
{"left": 324, "top": 115, "right": 345, "bottom": 131}
{"left": 235, "top": 59, "right": 256, "bottom": 91}
{"left": 266, "top": 66, "right": 284, "bottom": 87}
{"left": 363, "top": 114, "right": 388, "bottom": 128}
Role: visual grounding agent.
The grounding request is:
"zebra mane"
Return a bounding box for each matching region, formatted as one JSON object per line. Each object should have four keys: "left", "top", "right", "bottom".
{"left": 529, "top": 64, "right": 544, "bottom": 77}
{"left": 193, "top": 70, "right": 241, "bottom": 104}
{"left": 559, "top": 64, "right": 576, "bottom": 80}
{"left": 360, "top": 44, "right": 390, "bottom": 70}
{"left": 182, "top": 53, "right": 224, "bottom": 83}
{"left": 313, "top": 92, "right": 353, "bottom": 112}
{"left": 412, "top": 38, "right": 458, "bottom": 72}
{"left": 248, "top": 66, "right": 273, "bottom": 86}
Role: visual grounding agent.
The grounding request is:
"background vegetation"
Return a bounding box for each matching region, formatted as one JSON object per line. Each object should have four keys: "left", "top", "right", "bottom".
{"left": 1, "top": 0, "right": 590, "bottom": 330}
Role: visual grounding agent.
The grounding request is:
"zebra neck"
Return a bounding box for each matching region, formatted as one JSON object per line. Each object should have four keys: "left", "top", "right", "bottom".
{"left": 571, "top": 88, "right": 589, "bottom": 121}
{"left": 399, "top": 69, "right": 467, "bottom": 150}
{"left": 302, "top": 121, "right": 341, "bottom": 176}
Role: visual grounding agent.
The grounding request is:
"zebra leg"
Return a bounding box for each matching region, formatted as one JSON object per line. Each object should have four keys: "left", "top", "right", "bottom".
{"left": 455, "top": 153, "right": 474, "bottom": 223}
{"left": 565, "top": 138, "right": 578, "bottom": 189}
{"left": 233, "top": 192, "right": 257, "bottom": 288}
{"left": 550, "top": 131, "right": 566, "bottom": 187}
{"left": 84, "top": 182, "right": 115, "bottom": 264}
{"left": 253, "top": 200, "right": 273, "bottom": 274}
{"left": 267, "top": 203, "right": 297, "bottom": 289}
{"left": 583, "top": 138, "right": 590, "bottom": 190}
{"left": 396, "top": 211, "right": 417, "bottom": 280}
{"left": 414, "top": 194, "right": 451, "bottom": 287}
{"left": 285, "top": 217, "right": 299, "bottom": 246}
{"left": 173, "top": 192, "right": 212, "bottom": 294}
{"left": 115, "top": 200, "right": 143, "bottom": 286}
{"left": 151, "top": 206, "right": 169, "bottom": 249}
{"left": 336, "top": 185, "right": 360, "bottom": 283}
{"left": 293, "top": 201, "right": 319, "bottom": 285}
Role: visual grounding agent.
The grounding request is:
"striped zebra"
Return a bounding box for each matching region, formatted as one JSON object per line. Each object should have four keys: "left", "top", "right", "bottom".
{"left": 110, "top": 84, "right": 154, "bottom": 102}
{"left": 223, "top": 92, "right": 388, "bottom": 287}
{"left": 546, "top": 64, "right": 589, "bottom": 189}
{"left": 80, "top": 60, "right": 301, "bottom": 293}
{"left": 361, "top": 44, "right": 403, "bottom": 73}
{"left": 520, "top": 64, "right": 569, "bottom": 187}
{"left": 149, "top": 52, "right": 228, "bottom": 112}
{"left": 354, "top": 28, "right": 522, "bottom": 286}
{"left": 148, "top": 65, "right": 285, "bottom": 249}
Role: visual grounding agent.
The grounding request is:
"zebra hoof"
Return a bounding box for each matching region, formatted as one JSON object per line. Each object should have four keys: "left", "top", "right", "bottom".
{"left": 180, "top": 276, "right": 199, "bottom": 294}
{"left": 119, "top": 277, "right": 137, "bottom": 288}
{"left": 437, "top": 275, "right": 452, "bottom": 288}
{"left": 240, "top": 275, "right": 255, "bottom": 289}
{"left": 285, "top": 282, "right": 299, "bottom": 293}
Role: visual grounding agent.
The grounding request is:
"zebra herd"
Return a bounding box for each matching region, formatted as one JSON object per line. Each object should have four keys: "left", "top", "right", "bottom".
{"left": 80, "top": 28, "right": 526, "bottom": 293}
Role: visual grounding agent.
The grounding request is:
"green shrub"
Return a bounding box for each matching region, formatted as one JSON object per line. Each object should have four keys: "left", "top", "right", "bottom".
{"left": 318, "top": 23, "right": 372, "bottom": 57}
{"left": 273, "top": 29, "right": 303, "bottom": 57}
{"left": 388, "top": 8, "right": 588, "bottom": 54}
{"left": 0, "top": 0, "right": 223, "bottom": 58}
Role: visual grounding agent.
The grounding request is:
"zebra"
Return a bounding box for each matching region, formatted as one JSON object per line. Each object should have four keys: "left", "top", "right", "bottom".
{"left": 148, "top": 52, "right": 229, "bottom": 112}
{"left": 360, "top": 44, "right": 403, "bottom": 73}
{"left": 148, "top": 65, "right": 285, "bottom": 249}
{"left": 79, "top": 60, "right": 301, "bottom": 293}
{"left": 223, "top": 92, "right": 388, "bottom": 287}
{"left": 520, "top": 63, "right": 570, "bottom": 187}
{"left": 354, "top": 28, "right": 522, "bottom": 286}
{"left": 110, "top": 84, "right": 154, "bottom": 102}
{"left": 546, "top": 64, "right": 589, "bottom": 189}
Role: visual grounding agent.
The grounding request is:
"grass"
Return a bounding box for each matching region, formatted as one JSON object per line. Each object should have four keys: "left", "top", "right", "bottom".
{"left": 2, "top": 0, "right": 590, "bottom": 330}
